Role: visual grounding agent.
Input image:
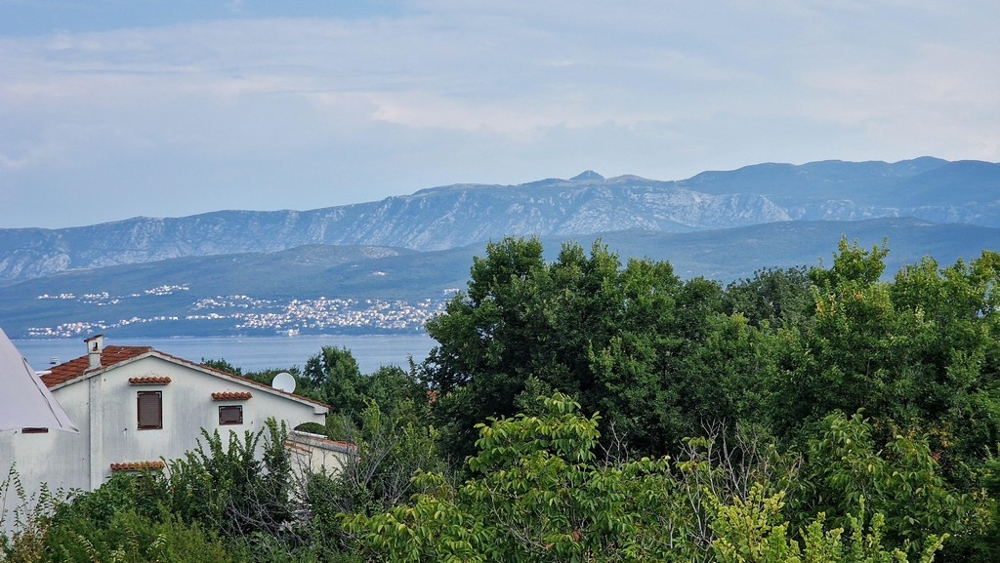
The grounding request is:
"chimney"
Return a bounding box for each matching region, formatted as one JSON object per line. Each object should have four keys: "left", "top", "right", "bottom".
{"left": 85, "top": 334, "right": 104, "bottom": 370}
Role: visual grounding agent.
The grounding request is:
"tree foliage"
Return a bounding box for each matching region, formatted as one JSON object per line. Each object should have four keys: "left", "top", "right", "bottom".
{"left": 425, "top": 237, "right": 730, "bottom": 457}
{"left": 7, "top": 236, "right": 1000, "bottom": 562}
{"left": 347, "top": 393, "right": 944, "bottom": 563}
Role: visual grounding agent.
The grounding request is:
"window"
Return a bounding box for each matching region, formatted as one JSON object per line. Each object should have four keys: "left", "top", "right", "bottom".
{"left": 137, "top": 391, "right": 162, "bottom": 429}
{"left": 219, "top": 405, "right": 243, "bottom": 425}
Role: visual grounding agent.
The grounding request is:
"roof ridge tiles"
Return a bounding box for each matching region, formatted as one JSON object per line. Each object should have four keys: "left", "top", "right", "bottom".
{"left": 39, "top": 343, "right": 329, "bottom": 411}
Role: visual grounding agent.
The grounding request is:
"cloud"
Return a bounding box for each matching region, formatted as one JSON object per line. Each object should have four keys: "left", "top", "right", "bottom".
{"left": 0, "top": 2, "right": 998, "bottom": 227}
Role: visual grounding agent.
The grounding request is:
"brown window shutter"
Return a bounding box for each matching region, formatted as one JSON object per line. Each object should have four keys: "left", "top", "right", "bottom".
{"left": 219, "top": 405, "right": 243, "bottom": 425}
{"left": 137, "top": 391, "right": 162, "bottom": 429}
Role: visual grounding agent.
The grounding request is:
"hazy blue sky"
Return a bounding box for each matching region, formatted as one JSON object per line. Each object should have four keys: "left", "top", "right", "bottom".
{"left": 2, "top": 1, "right": 997, "bottom": 228}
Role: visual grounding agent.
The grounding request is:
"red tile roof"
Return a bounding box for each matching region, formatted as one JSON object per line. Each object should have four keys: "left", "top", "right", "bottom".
{"left": 110, "top": 460, "right": 165, "bottom": 472}
{"left": 212, "top": 391, "right": 253, "bottom": 401}
{"left": 42, "top": 345, "right": 152, "bottom": 387}
{"left": 193, "top": 358, "right": 328, "bottom": 410}
{"left": 287, "top": 430, "right": 358, "bottom": 451}
{"left": 40, "top": 344, "right": 329, "bottom": 411}
{"left": 129, "top": 376, "right": 172, "bottom": 385}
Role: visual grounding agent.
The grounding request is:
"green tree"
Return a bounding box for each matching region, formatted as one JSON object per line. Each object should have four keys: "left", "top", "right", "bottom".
{"left": 426, "top": 237, "right": 733, "bottom": 458}
{"left": 723, "top": 265, "right": 814, "bottom": 330}
{"left": 345, "top": 393, "right": 689, "bottom": 562}
{"left": 308, "top": 399, "right": 446, "bottom": 561}
{"left": 885, "top": 252, "right": 1000, "bottom": 468}
{"left": 676, "top": 312, "right": 781, "bottom": 430}
{"left": 165, "top": 419, "right": 294, "bottom": 541}
{"left": 769, "top": 241, "right": 1000, "bottom": 451}
{"left": 304, "top": 346, "right": 366, "bottom": 418}
{"left": 797, "top": 411, "right": 980, "bottom": 559}
{"left": 760, "top": 242, "right": 1000, "bottom": 561}
{"left": 346, "top": 394, "right": 939, "bottom": 563}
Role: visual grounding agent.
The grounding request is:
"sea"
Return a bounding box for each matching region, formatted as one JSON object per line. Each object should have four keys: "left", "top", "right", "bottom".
{"left": 13, "top": 334, "right": 437, "bottom": 375}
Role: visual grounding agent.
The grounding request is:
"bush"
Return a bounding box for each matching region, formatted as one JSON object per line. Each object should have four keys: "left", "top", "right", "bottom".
{"left": 46, "top": 510, "right": 234, "bottom": 563}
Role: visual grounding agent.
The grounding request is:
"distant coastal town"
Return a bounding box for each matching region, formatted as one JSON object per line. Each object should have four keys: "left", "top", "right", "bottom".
{"left": 29, "top": 285, "right": 452, "bottom": 337}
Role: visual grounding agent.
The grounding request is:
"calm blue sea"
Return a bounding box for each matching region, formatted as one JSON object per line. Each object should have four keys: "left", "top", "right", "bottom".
{"left": 13, "top": 334, "right": 437, "bottom": 375}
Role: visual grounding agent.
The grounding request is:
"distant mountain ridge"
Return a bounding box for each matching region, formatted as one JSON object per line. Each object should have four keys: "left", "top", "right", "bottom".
{"left": 3, "top": 217, "right": 999, "bottom": 339}
{"left": 1, "top": 157, "right": 998, "bottom": 284}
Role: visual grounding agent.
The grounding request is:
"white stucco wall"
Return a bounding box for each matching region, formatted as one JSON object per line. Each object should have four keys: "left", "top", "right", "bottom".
{"left": 82, "top": 355, "right": 326, "bottom": 486}
{"left": 1, "top": 381, "right": 91, "bottom": 534}
{"left": 286, "top": 430, "right": 356, "bottom": 478}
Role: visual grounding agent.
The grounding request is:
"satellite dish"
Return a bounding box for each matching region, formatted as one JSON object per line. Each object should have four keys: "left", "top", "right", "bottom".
{"left": 272, "top": 372, "right": 296, "bottom": 393}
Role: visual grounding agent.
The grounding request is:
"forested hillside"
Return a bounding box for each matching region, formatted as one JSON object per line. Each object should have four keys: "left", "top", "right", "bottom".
{"left": 4, "top": 238, "right": 1000, "bottom": 562}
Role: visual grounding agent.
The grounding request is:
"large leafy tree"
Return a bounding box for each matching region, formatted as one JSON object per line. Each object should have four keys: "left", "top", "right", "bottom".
{"left": 425, "top": 237, "right": 731, "bottom": 458}
{"left": 760, "top": 241, "right": 1000, "bottom": 562}
{"left": 770, "top": 241, "right": 1000, "bottom": 464}
{"left": 304, "top": 346, "right": 365, "bottom": 415}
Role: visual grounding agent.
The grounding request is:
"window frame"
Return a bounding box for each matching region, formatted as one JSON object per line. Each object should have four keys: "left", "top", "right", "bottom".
{"left": 137, "top": 390, "right": 163, "bottom": 430}
{"left": 218, "top": 405, "right": 243, "bottom": 426}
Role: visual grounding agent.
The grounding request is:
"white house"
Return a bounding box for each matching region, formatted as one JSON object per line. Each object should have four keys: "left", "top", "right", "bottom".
{"left": 1, "top": 334, "right": 352, "bottom": 531}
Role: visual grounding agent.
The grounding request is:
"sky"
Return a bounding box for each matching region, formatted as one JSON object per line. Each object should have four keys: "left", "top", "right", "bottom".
{"left": 1, "top": 1, "right": 998, "bottom": 228}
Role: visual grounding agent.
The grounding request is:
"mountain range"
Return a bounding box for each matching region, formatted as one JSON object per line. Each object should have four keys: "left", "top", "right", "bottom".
{"left": 2, "top": 157, "right": 999, "bottom": 338}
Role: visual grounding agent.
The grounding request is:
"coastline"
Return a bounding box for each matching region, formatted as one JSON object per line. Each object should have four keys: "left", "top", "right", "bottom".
{"left": 14, "top": 333, "right": 437, "bottom": 375}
